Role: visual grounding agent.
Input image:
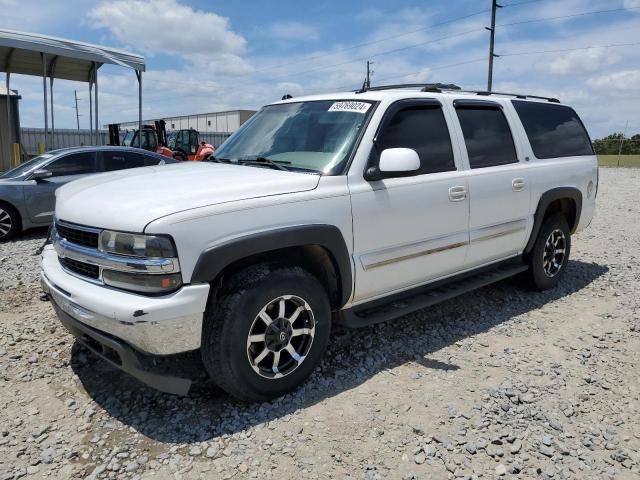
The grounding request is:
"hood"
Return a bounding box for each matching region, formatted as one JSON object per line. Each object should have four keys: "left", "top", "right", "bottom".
{"left": 55, "top": 162, "right": 320, "bottom": 232}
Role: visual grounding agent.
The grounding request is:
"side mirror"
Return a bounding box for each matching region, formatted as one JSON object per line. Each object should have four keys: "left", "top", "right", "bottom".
{"left": 366, "top": 148, "right": 420, "bottom": 181}
{"left": 31, "top": 169, "right": 53, "bottom": 181}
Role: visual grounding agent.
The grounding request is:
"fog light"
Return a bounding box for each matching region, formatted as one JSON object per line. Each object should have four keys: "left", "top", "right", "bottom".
{"left": 103, "top": 270, "right": 182, "bottom": 294}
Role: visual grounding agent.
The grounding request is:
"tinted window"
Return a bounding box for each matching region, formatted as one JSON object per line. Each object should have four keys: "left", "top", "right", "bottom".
{"left": 456, "top": 106, "right": 518, "bottom": 168}
{"left": 378, "top": 106, "right": 455, "bottom": 174}
{"left": 100, "top": 151, "right": 145, "bottom": 172}
{"left": 47, "top": 152, "right": 96, "bottom": 177}
{"left": 512, "top": 101, "right": 593, "bottom": 159}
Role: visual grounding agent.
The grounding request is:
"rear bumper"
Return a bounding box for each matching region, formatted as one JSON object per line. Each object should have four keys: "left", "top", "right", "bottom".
{"left": 40, "top": 245, "right": 210, "bottom": 355}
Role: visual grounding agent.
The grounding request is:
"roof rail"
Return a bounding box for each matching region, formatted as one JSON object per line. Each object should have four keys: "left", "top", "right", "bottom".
{"left": 353, "top": 82, "right": 560, "bottom": 103}
{"left": 355, "top": 83, "right": 461, "bottom": 94}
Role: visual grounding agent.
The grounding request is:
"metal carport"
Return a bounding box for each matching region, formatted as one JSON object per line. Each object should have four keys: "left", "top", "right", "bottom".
{"left": 0, "top": 28, "right": 145, "bottom": 162}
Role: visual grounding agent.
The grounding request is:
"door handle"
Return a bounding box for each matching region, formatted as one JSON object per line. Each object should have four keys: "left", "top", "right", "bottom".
{"left": 448, "top": 185, "right": 467, "bottom": 202}
{"left": 512, "top": 178, "right": 526, "bottom": 192}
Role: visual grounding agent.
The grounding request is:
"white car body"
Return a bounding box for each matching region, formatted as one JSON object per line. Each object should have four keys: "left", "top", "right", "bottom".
{"left": 41, "top": 87, "right": 597, "bottom": 394}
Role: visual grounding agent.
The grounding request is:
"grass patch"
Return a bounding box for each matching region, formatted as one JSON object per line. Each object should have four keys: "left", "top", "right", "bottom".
{"left": 598, "top": 155, "right": 640, "bottom": 168}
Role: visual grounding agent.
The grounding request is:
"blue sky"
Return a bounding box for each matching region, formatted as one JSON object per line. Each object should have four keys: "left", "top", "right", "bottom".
{"left": 2, "top": 0, "right": 639, "bottom": 137}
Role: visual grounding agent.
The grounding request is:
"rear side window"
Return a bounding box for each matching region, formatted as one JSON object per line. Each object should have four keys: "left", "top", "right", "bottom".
{"left": 47, "top": 152, "right": 96, "bottom": 177}
{"left": 512, "top": 101, "right": 593, "bottom": 159}
{"left": 100, "top": 151, "right": 145, "bottom": 172}
{"left": 378, "top": 105, "right": 455, "bottom": 174}
{"left": 455, "top": 106, "right": 518, "bottom": 169}
{"left": 143, "top": 154, "right": 167, "bottom": 166}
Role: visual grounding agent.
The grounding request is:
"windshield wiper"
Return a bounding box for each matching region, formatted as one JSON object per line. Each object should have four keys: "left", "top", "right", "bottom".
{"left": 204, "top": 156, "right": 230, "bottom": 164}
{"left": 237, "top": 156, "right": 291, "bottom": 171}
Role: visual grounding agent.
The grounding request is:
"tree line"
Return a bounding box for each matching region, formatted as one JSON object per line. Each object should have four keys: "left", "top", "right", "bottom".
{"left": 592, "top": 133, "right": 640, "bottom": 155}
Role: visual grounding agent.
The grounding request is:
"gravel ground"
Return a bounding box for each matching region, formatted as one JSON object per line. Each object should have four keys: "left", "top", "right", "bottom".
{"left": 0, "top": 168, "right": 638, "bottom": 480}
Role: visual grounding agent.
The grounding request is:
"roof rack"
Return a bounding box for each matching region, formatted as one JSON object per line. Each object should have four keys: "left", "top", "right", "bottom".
{"left": 354, "top": 83, "right": 560, "bottom": 103}
{"left": 354, "top": 83, "right": 461, "bottom": 94}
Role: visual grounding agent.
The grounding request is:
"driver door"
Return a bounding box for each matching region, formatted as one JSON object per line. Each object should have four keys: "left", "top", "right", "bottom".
{"left": 23, "top": 151, "right": 97, "bottom": 224}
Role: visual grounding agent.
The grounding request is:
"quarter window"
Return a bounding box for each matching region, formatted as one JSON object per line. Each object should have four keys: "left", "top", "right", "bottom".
{"left": 512, "top": 101, "right": 593, "bottom": 159}
{"left": 47, "top": 152, "right": 96, "bottom": 177}
{"left": 377, "top": 105, "right": 455, "bottom": 174}
{"left": 456, "top": 106, "right": 518, "bottom": 169}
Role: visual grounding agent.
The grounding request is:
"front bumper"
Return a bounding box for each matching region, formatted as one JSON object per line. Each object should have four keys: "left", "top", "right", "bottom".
{"left": 41, "top": 246, "right": 210, "bottom": 356}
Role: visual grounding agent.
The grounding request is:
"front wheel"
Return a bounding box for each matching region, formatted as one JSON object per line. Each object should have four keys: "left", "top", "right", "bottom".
{"left": 0, "top": 203, "right": 20, "bottom": 242}
{"left": 527, "top": 213, "right": 571, "bottom": 290}
{"left": 201, "top": 265, "right": 331, "bottom": 402}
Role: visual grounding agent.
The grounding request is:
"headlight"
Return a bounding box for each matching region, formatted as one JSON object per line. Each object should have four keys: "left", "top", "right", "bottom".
{"left": 99, "top": 230, "right": 177, "bottom": 258}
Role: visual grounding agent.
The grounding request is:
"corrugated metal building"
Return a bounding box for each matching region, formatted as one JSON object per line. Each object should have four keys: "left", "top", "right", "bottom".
{"left": 0, "top": 86, "right": 21, "bottom": 171}
{"left": 117, "top": 109, "right": 256, "bottom": 133}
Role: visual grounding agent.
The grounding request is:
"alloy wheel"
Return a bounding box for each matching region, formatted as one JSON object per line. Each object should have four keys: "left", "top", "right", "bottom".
{"left": 246, "top": 295, "right": 315, "bottom": 379}
{"left": 542, "top": 228, "right": 566, "bottom": 277}
{"left": 0, "top": 207, "right": 12, "bottom": 238}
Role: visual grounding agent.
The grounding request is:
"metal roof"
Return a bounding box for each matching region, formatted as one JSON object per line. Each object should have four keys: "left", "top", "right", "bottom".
{"left": 0, "top": 29, "right": 145, "bottom": 81}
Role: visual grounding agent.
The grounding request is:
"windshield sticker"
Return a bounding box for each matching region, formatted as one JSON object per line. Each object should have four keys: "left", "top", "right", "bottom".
{"left": 328, "top": 101, "right": 371, "bottom": 114}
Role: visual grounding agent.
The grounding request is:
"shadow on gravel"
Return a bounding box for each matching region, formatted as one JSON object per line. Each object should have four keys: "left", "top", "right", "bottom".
{"left": 70, "top": 259, "right": 608, "bottom": 443}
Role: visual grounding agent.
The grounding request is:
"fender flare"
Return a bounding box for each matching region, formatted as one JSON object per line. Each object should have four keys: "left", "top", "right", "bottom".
{"left": 525, "top": 187, "right": 582, "bottom": 254}
{"left": 190, "top": 224, "right": 353, "bottom": 307}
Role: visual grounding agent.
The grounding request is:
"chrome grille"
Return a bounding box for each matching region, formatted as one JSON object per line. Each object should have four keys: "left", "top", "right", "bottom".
{"left": 56, "top": 222, "right": 99, "bottom": 249}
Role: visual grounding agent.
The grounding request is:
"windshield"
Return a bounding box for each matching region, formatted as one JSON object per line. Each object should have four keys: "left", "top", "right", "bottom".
{"left": 214, "top": 100, "right": 374, "bottom": 174}
{"left": 0, "top": 154, "right": 54, "bottom": 179}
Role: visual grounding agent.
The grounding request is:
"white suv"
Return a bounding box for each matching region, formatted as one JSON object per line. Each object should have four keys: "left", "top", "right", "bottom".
{"left": 40, "top": 84, "right": 598, "bottom": 401}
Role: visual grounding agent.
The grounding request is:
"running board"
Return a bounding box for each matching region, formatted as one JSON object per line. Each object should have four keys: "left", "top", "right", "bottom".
{"left": 335, "top": 260, "right": 528, "bottom": 328}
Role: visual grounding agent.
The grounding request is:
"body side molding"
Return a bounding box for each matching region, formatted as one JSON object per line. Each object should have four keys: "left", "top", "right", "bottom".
{"left": 190, "top": 224, "right": 353, "bottom": 307}
{"left": 525, "top": 187, "right": 582, "bottom": 255}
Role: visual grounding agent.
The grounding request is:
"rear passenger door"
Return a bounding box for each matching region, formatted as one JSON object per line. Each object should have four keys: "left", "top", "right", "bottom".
{"left": 451, "top": 100, "right": 531, "bottom": 267}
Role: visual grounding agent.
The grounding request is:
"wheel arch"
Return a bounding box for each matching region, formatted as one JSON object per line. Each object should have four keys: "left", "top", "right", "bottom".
{"left": 525, "top": 187, "right": 582, "bottom": 255}
{"left": 0, "top": 199, "right": 23, "bottom": 234}
{"left": 190, "top": 224, "right": 353, "bottom": 309}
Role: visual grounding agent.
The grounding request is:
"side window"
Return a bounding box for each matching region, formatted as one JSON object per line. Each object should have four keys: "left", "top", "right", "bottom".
{"left": 100, "top": 151, "right": 145, "bottom": 172}
{"left": 377, "top": 105, "right": 455, "bottom": 174}
{"left": 456, "top": 106, "right": 518, "bottom": 169}
{"left": 47, "top": 152, "right": 96, "bottom": 177}
{"left": 512, "top": 101, "right": 594, "bottom": 159}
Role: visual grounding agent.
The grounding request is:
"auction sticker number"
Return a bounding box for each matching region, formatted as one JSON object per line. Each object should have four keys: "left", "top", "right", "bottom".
{"left": 328, "top": 101, "right": 371, "bottom": 114}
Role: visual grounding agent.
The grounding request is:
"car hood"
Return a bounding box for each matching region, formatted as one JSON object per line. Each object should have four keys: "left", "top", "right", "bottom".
{"left": 55, "top": 162, "right": 321, "bottom": 232}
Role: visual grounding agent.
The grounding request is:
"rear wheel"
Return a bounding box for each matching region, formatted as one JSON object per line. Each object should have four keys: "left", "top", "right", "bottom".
{"left": 527, "top": 213, "right": 571, "bottom": 290}
{"left": 201, "top": 265, "right": 331, "bottom": 402}
{"left": 0, "top": 203, "right": 19, "bottom": 242}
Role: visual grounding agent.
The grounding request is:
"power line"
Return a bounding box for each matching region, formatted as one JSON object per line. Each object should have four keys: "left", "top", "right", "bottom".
{"left": 498, "top": 5, "right": 640, "bottom": 28}
{"left": 499, "top": 41, "right": 640, "bottom": 57}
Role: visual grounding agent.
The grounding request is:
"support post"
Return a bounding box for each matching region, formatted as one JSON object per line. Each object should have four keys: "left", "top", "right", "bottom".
{"left": 136, "top": 69, "right": 142, "bottom": 147}
{"left": 74, "top": 90, "right": 80, "bottom": 129}
{"left": 88, "top": 78, "right": 93, "bottom": 145}
{"left": 41, "top": 53, "right": 48, "bottom": 151}
{"left": 50, "top": 76, "right": 55, "bottom": 149}
{"left": 618, "top": 120, "right": 629, "bottom": 167}
{"left": 6, "top": 71, "right": 10, "bottom": 166}
{"left": 486, "top": 0, "right": 502, "bottom": 92}
{"left": 94, "top": 62, "right": 100, "bottom": 145}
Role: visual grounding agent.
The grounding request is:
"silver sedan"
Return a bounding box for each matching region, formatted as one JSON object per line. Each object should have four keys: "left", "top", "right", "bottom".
{"left": 0, "top": 146, "right": 175, "bottom": 241}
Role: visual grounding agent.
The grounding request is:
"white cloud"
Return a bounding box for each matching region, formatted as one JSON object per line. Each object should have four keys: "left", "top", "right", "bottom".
{"left": 547, "top": 48, "right": 620, "bottom": 76}
{"left": 402, "top": 68, "right": 433, "bottom": 83}
{"left": 587, "top": 70, "right": 640, "bottom": 93}
{"left": 88, "top": 0, "right": 248, "bottom": 71}
{"left": 267, "top": 22, "right": 319, "bottom": 42}
{"left": 624, "top": 0, "right": 640, "bottom": 8}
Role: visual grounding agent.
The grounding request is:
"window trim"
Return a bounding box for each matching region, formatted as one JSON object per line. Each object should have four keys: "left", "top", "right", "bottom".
{"left": 454, "top": 103, "right": 519, "bottom": 170}
{"left": 364, "top": 98, "right": 456, "bottom": 181}
{"left": 511, "top": 100, "right": 595, "bottom": 160}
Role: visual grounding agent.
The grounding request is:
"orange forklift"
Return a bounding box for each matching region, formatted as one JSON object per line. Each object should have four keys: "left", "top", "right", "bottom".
{"left": 109, "top": 121, "right": 215, "bottom": 161}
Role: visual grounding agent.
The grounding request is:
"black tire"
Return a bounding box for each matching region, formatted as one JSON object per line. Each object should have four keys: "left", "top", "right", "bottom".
{"left": 0, "top": 202, "right": 20, "bottom": 242}
{"left": 201, "top": 265, "right": 331, "bottom": 402}
{"left": 527, "top": 213, "right": 571, "bottom": 290}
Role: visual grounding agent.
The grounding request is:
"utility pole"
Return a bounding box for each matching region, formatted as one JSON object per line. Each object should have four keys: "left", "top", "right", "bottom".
{"left": 366, "top": 61, "right": 374, "bottom": 89}
{"left": 618, "top": 120, "right": 629, "bottom": 167}
{"left": 74, "top": 90, "right": 81, "bottom": 129}
{"left": 486, "top": 0, "right": 502, "bottom": 92}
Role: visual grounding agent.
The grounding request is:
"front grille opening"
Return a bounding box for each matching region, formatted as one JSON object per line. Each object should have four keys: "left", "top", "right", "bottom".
{"left": 57, "top": 223, "right": 99, "bottom": 248}
{"left": 61, "top": 257, "right": 99, "bottom": 279}
{"left": 80, "top": 334, "right": 122, "bottom": 366}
